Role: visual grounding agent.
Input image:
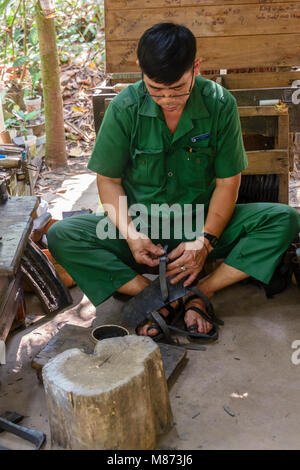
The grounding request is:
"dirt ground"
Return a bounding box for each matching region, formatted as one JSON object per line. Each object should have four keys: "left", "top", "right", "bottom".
{"left": 0, "top": 157, "right": 300, "bottom": 450}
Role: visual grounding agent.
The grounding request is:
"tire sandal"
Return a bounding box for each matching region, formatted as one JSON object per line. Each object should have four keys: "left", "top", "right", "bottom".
{"left": 135, "top": 302, "right": 182, "bottom": 343}
{"left": 183, "top": 294, "right": 221, "bottom": 341}
{"left": 123, "top": 245, "right": 224, "bottom": 350}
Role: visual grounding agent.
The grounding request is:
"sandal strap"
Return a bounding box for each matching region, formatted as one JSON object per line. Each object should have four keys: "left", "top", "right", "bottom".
{"left": 185, "top": 305, "right": 215, "bottom": 326}
{"left": 183, "top": 294, "right": 200, "bottom": 308}
{"left": 187, "top": 286, "right": 224, "bottom": 326}
{"left": 150, "top": 311, "right": 176, "bottom": 345}
{"left": 168, "top": 324, "right": 210, "bottom": 338}
{"left": 169, "top": 324, "right": 217, "bottom": 341}
{"left": 173, "top": 325, "right": 218, "bottom": 339}
{"left": 150, "top": 311, "right": 207, "bottom": 350}
{"left": 147, "top": 324, "right": 161, "bottom": 334}
{"left": 187, "top": 324, "right": 198, "bottom": 332}
{"left": 164, "top": 303, "right": 176, "bottom": 317}
{"left": 159, "top": 245, "right": 169, "bottom": 303}
{"left": 188, "top": 286, "right": 213, "bottom": 312}
{"left": 164, "top": 298, "right": 183, "bottom": 323}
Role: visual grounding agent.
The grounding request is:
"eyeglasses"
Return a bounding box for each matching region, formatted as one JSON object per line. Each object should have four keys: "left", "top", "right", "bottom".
{"left": 142, "top": 67, "right": 194, "bottom": 99}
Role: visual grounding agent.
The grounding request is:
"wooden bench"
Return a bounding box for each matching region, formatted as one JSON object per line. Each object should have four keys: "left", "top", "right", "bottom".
{"left": 0, "top": 194, "right": 74, "bottom": 344}
{"left": 0, "top": 196, "right": 39, "bottom": 343}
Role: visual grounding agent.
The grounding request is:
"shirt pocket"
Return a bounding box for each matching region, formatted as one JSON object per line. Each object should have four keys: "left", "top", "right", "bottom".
{"left": 131, "top": 148, "right": 164, "bottom": 187}
{"left": 181, "top": 143, "right": 215, "bottom": 189}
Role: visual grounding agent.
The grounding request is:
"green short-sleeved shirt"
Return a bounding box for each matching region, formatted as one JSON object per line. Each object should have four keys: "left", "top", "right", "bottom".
{"left": 88, "top": 76, "right": 248, "bottom": 213}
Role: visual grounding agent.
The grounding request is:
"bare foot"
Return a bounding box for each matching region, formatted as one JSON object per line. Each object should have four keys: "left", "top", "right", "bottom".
{"left": 183, "top": 295, "right": 213, "bottom": 334}
{"left": 136, "top": 299, "right": 180, "bottom": 337}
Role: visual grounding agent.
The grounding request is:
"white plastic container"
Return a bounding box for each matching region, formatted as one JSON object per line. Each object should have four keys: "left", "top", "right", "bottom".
{"left": 36, "top": 199, "right": 49, "bottom": 217}
{"left": 24, "top": 95, "right": 42, "bottom": 113}
{"left": 259, "top": 99, "right": 280, "bottom": 106}
{"left": 8, "top": 128, "right": 17, "bottom": 140}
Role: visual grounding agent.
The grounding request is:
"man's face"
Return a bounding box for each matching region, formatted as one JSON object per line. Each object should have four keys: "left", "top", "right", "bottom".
{"left": 142, "top": 60, "right": 200, "bottom": 113}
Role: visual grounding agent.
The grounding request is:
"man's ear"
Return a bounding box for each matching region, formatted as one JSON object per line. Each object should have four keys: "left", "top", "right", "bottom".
{"left": 194, "top": 58, "right": 202, "bottom": 76}
{"left": 136, "top": 59, "right": 140, "bottom": 66}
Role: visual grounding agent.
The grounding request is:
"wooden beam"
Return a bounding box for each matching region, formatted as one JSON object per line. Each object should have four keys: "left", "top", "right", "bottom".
{"left": 106, "top": 4, "right": 300, "bottom": 41}
{"left": 106, "top": 0, "right": 300, "bottom": 10}
{"left": 106, "top": 34, "right": 300, "bottom": 72}
{"left": 109, "top": 71, "right": 300, "bottom": 89}
{"left": 238, "top": 106, "right": 289, "bottom": 117}
{"left": 220, "top": 71, "right": 300, "bottom": 89}
{"left": 243, "top": 150, "right": 289, "bottom": 174}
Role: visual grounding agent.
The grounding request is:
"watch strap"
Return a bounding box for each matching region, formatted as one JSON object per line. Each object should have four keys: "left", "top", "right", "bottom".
{"left": 200, "top": 232, "right": 219, "bottom": 248}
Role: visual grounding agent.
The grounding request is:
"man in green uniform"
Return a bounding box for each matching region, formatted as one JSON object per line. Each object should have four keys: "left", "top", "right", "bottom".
{"left": 47, "top": 23, "right": 300, "bottom": 337}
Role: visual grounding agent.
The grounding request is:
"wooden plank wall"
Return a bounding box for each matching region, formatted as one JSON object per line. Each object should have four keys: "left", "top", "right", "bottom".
{"left": 105, "top": 0, "right": 300, "bottom": 73}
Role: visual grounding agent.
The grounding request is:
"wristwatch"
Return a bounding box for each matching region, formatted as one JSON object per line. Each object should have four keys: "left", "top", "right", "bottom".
{"left": 200, "top": 232, "right": 219, "bottom": 249}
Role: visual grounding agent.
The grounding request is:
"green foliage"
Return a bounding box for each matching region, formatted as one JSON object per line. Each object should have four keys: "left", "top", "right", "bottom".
{"left": 27, "top": 64, "right": 41, "bottom": 96}
{"left": 13, "top": 108, "right": 42, "bottom": 122}
{"left": 28, "top": 27, "right": 39, "bottom": 46}
{"left": 54, "top": 0, "right": 105, "bottom": 63}
{"left": 5, "top": 107, "right": 43, "bottom": 136}
{"left": 0, "top": 0, "right": 14, "bottom": 17}
{"left": 12, "top": 56, "right": 29, "bottom": 68}
{"left": 0, "top": 0, "right": 105, "bottom": 82}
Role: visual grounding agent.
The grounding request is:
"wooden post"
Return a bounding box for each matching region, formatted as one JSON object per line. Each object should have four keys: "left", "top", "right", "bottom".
{"left": 277, "top": 114, "right": 289, "bottom": 149}
{"left": 42, "top": 336, "right": 173, "bottom": 450}
{"left": 278, "top": 173, "right": 289, "bottom": 204}
{"left": 104, "top": 97, "right": 113, "bottom": 111}
{"left": 277, "top": 113, "right": 290, "bottom": 204}
{"left": 294, "top": 133, "right": 300, "bottom": 168}
{"left": 289, "top": 132, "right": 295, "bottom": 172}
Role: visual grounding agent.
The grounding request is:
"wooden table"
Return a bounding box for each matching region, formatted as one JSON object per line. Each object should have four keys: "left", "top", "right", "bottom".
{"left": 0, "top": 196, "right": 39, "bottom": 342}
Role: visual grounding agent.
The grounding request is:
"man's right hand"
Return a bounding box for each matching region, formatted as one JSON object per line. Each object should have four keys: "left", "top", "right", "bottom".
{"left": 127, "top": 233, "right": 165, "bottom": 267}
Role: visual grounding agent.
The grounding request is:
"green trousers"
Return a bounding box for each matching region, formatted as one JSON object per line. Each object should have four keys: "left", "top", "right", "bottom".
{"left": 47, "top": 203, "right": 300, "bottom": 307}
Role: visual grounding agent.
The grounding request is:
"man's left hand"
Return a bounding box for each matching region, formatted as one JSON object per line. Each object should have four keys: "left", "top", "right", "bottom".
{"left": 166, "top": 239, "right": 210, "bottom": 287}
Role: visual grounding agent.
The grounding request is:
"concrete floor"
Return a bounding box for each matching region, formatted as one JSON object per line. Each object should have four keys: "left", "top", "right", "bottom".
{"left": 1, "top": 163, "right": 300, "bottom": 450}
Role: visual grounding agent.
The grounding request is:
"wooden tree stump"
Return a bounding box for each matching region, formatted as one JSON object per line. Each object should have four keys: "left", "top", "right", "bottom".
{"left": 42, "top": 335, "right": 173, "bottom": 450}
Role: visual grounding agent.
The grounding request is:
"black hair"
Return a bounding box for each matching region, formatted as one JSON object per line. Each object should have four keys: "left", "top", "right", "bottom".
{"left": 137, "top": 23, "right": 196, "bottom": 85}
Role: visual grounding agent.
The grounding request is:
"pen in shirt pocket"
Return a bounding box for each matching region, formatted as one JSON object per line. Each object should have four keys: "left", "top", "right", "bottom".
{"left": 186, "top": 132, "right": 211, "bottom": 160}
{"left": 185, "top": 147, "right": 197, "bottom": 161}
